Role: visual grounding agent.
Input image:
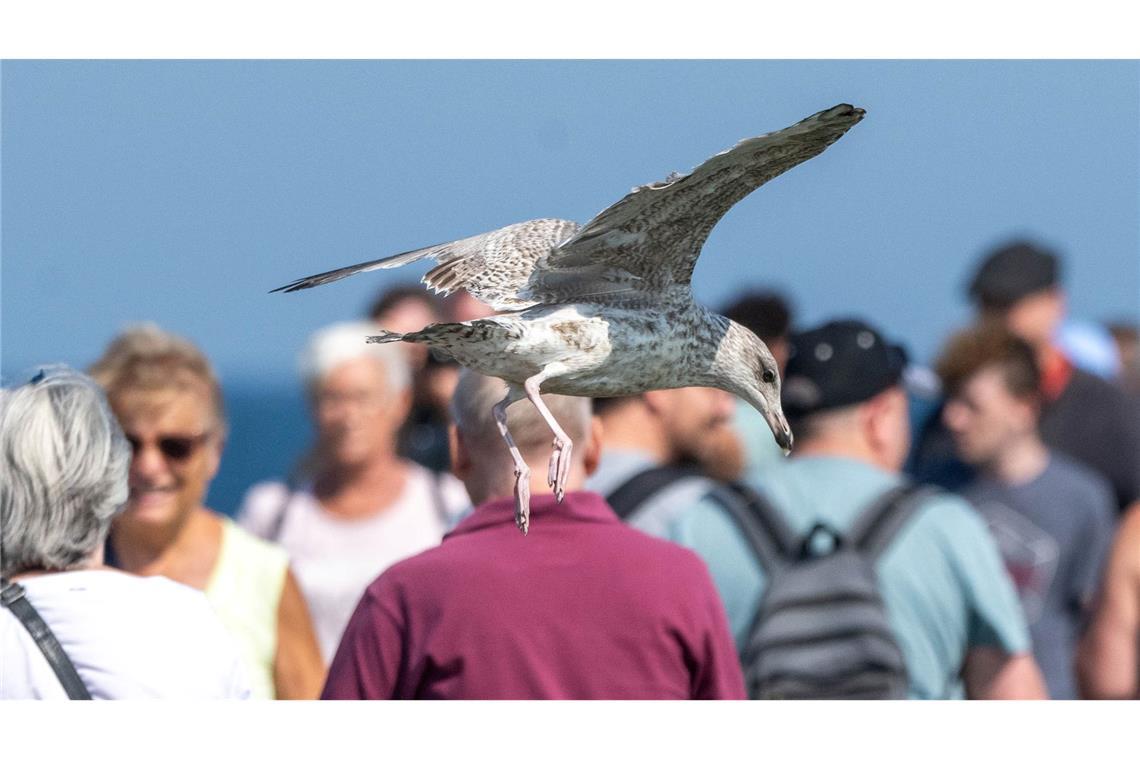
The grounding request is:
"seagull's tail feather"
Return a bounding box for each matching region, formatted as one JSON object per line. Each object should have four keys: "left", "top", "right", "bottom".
{"left": 269, "top": 242, "right": 448, "bottom": 294}
{"left": 365, "top": 330, "right": 405, "bottom": 345}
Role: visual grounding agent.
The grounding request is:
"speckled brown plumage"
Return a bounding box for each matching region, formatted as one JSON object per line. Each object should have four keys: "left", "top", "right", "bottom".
{"left": 281, "top": 103, "right": 866, "bottom": 532}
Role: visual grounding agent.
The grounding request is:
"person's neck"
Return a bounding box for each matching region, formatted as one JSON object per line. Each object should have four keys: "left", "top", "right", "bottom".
{"left": 110, "top": 505, "right": 222, "bottom": 588}
{"left": 985, "top": 433, "right": 1049, "bottom": 486}
{"left": 793, "top": 436, "right": 895, "bottom": 473}
{"left": 475, "top": 466, "right": 587, "bottom": 508}
{"left": 314, "top": 450, "right": 409, "bottom": 518}
{"left": 598, "top": 410, "right": 672, "bottom": 464}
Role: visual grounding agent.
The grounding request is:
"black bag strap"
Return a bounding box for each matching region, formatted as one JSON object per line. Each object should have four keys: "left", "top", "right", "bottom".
{"left": 428, "top": 469, "right": 450, "bottom": 527}
{"left": 605, "top": 465, "right": 699, "bottom": 521}
{"left": 709, "top": 481, "right": 798, "bottom": 574}
{"left": 847, "top": 483, "right": 935, "bottom": 561}
{"left": 1, "top": 577, "right": 92, "bottom": 700}
{"left": 266, "top": 481, "right": 301, "bottom": 542}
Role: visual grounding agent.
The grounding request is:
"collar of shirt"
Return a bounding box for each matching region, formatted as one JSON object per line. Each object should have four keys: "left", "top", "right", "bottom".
{"left": 444, "top": 491, "right": 618, "bottom": 538}
{"left": 586, "top": 449, "right": 658, "bottom": 495}
{"left": 1040, "top": 344, "right": 1074, "bottom": 402}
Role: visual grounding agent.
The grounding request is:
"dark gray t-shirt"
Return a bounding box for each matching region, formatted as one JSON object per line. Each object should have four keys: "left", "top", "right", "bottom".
{"left": 963, "top": 452, "right": 1116, "bottom": 699}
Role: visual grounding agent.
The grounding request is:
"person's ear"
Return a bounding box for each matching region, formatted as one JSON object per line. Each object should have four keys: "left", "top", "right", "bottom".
{"left": 449, "top": 425, "right": 471, "bottom": 481}
{"left": 203, "top": 436, "right": 223, "bottom": 482}
{"left": 861, "top": 388, "right": 900, "bottom": 454}
{"left": 641, "top": 390, "right": 666, "bottom": 416}
{"left": 583, "top": 417, "right": 604, "bottom": 476}
{"left": 388, "top": 387, "right": 413, "bottom": 426}
{"left": 1013, "top": 396, "right": 1039, "bottom": 434}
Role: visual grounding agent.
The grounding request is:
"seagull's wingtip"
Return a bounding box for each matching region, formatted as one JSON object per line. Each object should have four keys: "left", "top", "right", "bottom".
{"left": 269, "top": 279, "right": 312, "bottom": 294}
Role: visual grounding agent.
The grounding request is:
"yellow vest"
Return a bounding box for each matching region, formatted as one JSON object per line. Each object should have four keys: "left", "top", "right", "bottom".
{"left": 205, "top": 518, "right": 288, "bottom": 699}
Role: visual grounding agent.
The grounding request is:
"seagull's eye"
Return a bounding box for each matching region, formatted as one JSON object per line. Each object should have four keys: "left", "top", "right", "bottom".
{"left": 762, "top": 369, "right": 776, "bottom": 384}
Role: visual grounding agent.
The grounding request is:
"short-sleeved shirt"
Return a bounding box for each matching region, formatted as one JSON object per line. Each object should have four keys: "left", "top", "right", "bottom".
{"left": 962, "top": 453, "right": 1116, "bottom": 699}
{"left": 669, "top": 456, "right": 1032, "bottom": 699}
{"left": 237, "top": 463, "right": 471, "bottom": 662}
{"left": 321, "top": 491, "right": 745, "bottom": 700}
{"left": 587, "top": 449, "right": 721, "bottom": 538}
{"left": 1, "top": 569, "right": 250, "bottom": 699}
{"left": 1039, "top": 367, "right": 1140, "bottom": 512}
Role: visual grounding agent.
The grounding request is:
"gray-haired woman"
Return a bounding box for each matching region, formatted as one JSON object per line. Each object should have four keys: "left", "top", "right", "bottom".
{"left": 0, "top": 366, "right": 249, "bottom": 699}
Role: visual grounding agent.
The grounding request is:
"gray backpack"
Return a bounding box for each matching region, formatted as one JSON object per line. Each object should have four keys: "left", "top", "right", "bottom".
{"left": 714, "top": 482, "right": 929, "bottom": 700}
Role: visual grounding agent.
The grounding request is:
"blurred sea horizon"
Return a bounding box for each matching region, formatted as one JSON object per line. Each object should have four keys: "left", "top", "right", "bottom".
{"left": 208, "top": 380, "right": 311, "bottom": 518}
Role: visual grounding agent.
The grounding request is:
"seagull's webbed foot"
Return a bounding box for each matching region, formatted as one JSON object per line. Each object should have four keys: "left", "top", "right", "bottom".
{"left": 514, "top": 464, "right": 531, "bottom": 535}
{"left": 547, "top": 436, "right": 573, "bottom": 503}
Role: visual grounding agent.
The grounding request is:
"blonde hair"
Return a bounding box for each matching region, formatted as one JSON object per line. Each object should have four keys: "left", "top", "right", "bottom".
{"left": 88, "top": 323, "right": 227, "bottom": 436}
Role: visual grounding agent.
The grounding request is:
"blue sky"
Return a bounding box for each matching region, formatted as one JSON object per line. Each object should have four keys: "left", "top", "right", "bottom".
{"left": 3, "top": 60, "right": 1138, "bottom": 386}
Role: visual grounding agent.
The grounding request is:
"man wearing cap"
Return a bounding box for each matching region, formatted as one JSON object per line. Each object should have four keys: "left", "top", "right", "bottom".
{"left": 668, "top": 319, "right": 1047, "bottom": 699}
{"left": 915, "top": 240, "right": 1140, "bottom": 513}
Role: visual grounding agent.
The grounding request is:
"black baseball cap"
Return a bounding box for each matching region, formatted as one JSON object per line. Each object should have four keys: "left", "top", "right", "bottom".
{"left": 968, "top": 241, "right": 1060, "bottom": 309}
{"left": 782, "top": 319, "right": 908, "bottom": 418}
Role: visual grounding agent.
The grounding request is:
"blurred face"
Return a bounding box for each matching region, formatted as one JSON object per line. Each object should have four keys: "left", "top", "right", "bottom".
{"left": 770, "top": 337, "right": 791, "bottom": 375}
{"left": 647, "top": 386, "right": 735, "bottom": 461}
{"left": 312, "top": 356, "right": 408, "bottom": 468}
{"left": 111, "top": 384, "right": 222, "bottom": 530}
{"left": 943, "top": 366, "right": 1037, "bottom": 466}
{"left": 1001, "top": 289, "right": 1064, "bottom": 350}
{"left": 446, "top": 292, "right": 495, "bottom": 323}
{"left": 374, "top": 298, "right": 439, "bottom": 371}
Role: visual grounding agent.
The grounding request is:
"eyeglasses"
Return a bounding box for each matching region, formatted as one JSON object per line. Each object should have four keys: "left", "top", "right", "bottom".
{"left": 125, "top": 432, "right": 213, "bottom": 462}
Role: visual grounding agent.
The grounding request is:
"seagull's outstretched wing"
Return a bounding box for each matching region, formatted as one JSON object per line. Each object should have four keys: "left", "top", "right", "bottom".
{"left": 540, "top": 104, "right": 865, "bottom": 293}
{"left": 272, "top": 218, "right": 580, "bottom": 311}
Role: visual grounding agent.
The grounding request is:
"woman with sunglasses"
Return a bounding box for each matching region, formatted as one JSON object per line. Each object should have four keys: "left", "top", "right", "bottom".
{"left": 1, "top": 366, "right": 249, "bottom": 699}
{"left": 89, "top": 325, "right": 325, "bottom": 699}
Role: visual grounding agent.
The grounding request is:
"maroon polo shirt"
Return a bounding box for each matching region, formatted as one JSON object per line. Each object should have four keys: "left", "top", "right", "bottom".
{"left": 321, "top": 490, "right": 745, "bottom": 700}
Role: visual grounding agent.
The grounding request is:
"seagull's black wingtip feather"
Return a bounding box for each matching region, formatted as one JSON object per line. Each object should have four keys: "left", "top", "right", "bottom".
{"left": 269, "top": 279, "right": 312, "bottom": 294}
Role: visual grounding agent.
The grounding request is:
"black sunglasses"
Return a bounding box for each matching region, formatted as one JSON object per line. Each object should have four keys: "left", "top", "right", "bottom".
{"left": 125, "top": 432, "right": 212, "bottom": 462}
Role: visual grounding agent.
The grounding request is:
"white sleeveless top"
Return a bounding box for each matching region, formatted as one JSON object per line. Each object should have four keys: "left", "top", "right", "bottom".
{"left": 237, "top": 463, "right": 470, "bottom": 661}
{"left": 1, "top": 569, "right": 250, "bottom": 699}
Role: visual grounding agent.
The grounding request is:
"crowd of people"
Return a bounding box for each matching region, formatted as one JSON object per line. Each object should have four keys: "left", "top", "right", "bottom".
{"left": 3, "top": 237, "right": 1139, "bottom": 700}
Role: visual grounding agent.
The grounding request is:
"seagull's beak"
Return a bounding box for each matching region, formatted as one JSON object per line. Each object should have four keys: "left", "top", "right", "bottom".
{"left": 775, "top": 424, "right": 794, "bottom": 456}
{"left": 763, "top": 406, "right": 794, "bottom": 456}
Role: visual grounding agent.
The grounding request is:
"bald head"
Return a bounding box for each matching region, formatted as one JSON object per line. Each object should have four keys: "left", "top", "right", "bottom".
{"left": 449, "top": 370, "right": 600, "bottom": 505}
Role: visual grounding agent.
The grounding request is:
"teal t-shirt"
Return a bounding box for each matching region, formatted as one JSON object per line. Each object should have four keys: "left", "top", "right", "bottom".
{"left": 668, "top": 456, "right": 1031, "bottom": 699}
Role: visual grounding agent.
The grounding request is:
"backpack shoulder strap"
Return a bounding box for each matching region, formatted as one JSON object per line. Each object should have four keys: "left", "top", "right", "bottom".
{"left": 605, "top": 465, "right": 697, "bottom": 521}
{"left": 847, "top": 483, "right": 938, "bottom": 561}
{"left": 1, "top": 577, "right": 92, "bottom": 700}
{"left": 265, "top": 481, "right": 300, "bottom": 542}
{"left": 709, "top": 481, "right": 798, "bottom": 574}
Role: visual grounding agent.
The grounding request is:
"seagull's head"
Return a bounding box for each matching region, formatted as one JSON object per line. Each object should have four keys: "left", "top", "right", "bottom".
{"left": 714, "top": 320, "right": 794, "bottom": 455}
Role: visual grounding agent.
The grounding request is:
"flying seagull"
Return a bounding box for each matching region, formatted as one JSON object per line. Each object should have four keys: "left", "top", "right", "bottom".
{"left": 274, "top": 103, "right": 866, "bottom": 533}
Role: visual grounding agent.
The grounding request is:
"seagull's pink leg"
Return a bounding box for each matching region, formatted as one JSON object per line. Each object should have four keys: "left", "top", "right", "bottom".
{"left": 493, "top": 386, "right": 531, "bottom": 535}
{"left": 522, "top": 369, "right": 573, "bottom": 504}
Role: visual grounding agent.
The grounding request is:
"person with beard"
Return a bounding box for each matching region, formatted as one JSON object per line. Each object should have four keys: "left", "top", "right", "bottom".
{"left": 587, "top": 387, "right": 736, "bottom": 536}
{"left": 670, "top": 319, "right": 1045, "bottom": 698}
{"left": 89, "top": 326, "right": 324, "bottom": 699}
{"left": 322, "top": 370, "right": 744, "bottom": 699}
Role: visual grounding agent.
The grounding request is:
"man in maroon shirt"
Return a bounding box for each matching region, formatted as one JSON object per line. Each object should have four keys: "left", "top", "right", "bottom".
{"left": 321, "top": 370, "right": 745, "bottom": 699}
